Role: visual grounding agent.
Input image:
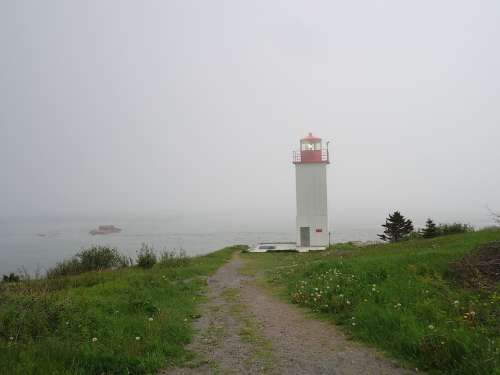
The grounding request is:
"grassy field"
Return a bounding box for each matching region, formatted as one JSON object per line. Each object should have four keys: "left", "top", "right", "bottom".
{"left": 242, "top": 229, "right": 500, "bottom": 375}
{"left": 0, "top": 246, "right": 238, "bottom": 374}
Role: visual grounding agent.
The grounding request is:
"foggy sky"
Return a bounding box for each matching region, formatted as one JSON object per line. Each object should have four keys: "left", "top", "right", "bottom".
{"left": 1, "top": 1, "right": 500, "bottom": 229}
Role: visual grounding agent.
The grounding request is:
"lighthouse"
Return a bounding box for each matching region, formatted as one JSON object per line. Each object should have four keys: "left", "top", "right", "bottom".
{"left": 293, "top": 133, "right": 330, "bottom": 251}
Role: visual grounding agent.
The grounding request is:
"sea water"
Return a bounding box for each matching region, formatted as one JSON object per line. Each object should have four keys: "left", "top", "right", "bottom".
{"left": 0, "top": 215, "right": 391, "bottom": 276}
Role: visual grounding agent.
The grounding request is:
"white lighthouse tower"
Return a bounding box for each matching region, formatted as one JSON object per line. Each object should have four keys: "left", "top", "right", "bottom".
{"left": 293, "top": 133, "right": 330, "bottom": 251}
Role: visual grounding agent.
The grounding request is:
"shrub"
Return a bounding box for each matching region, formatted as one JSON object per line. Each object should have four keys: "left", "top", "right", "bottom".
{"left": 136, "top": 243, "right": 157, "bottom": 269}
{"left": 159, "top": 249, "right": 188, "bottom": 267}
{"left": 47, "top": 246, "right": 128, "bottom": 278}
{"left": 76, "top": 246, "right": 124, "bottom": 271}
{"left": 447, "top": 241, "right": 500, "bottom": 288}
{"left": 2, "top": 273, "right": 20, "bottom": 283}
{"left": 47, "top": 258, "right": 83, "bottom": 278}
{"left": 437, "top": 223, "right": 474, "bottom": 236}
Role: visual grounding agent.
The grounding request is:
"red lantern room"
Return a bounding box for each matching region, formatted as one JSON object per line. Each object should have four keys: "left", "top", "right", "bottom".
{"left": 292, "top": 133, "right": 330, "bottom": 164}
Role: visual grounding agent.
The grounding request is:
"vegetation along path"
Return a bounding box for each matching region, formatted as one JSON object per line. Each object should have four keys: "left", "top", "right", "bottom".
{"left": 164, "top": 252, "right": 411, "bottom": 375}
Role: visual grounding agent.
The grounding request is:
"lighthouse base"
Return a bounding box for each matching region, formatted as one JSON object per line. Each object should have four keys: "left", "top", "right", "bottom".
{"left": 249, "top": 243, "right": 327, "bottom": 253}
{"left": 296, "top": 246, "right": 327, "bottom": 253}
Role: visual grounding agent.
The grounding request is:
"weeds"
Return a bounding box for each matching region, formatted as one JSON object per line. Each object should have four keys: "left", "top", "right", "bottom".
{"left": 159, "top": 249, "right": 189, "bottom": 267}
{"left": 136, "top": 243, "right": 157, "bottom": 269}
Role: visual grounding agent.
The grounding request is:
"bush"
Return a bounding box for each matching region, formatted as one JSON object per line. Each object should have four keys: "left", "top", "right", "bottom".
{"left": 76, "top": 246, "right": 124, "bottom": 271}
{"left": 136, "top": 243, "right": 157, "bottom": 269}
{"left": 47, "top": 246, "right": 128, "bottom": 278}
{"left": 159, "top": 249, "right": 189, "bottom": 268}
{"left": 47, "top": 259, "right": 83, "bottom": 278}
{"left": 437, "top": 223, "right": 474, "bottom": 236}
{"left": 2, "top": 273, "right": 20, "bottom": 283}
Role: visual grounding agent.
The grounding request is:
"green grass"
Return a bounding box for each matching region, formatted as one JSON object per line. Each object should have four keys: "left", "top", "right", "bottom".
{"left": 242, "top": 229, "right": 500, "bottom": 375}
{"left": 0, "top": 246, "right": 239, "bottom": 374}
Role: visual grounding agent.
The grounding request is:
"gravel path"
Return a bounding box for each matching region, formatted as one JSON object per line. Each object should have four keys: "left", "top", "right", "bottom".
{"left": 163, "top": 253, "right": 414, "bottom": 375}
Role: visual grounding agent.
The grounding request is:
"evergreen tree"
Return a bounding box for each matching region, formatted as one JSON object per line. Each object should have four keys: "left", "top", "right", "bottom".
{"left": 378, "top": 211, "right": 414, "bottom": 242}
{"left": 422, "top": 218, "right": 438, "bottom": 238}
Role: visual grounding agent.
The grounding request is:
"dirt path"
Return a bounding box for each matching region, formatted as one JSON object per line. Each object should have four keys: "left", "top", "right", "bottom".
{"left": 163, "top": 254, "right": 413, "bottom": 375}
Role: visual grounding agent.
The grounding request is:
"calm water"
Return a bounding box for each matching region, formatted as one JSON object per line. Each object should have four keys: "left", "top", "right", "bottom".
{"left": 0, "top": 215, "right": 403, "bottom": 276}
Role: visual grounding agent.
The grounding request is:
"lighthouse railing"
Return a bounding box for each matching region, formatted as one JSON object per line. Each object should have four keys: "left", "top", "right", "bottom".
{"left": 292, "top": 150, "right": 301, "bottom": 163}
{"left": 292, "top": 148, "right": 330, "bottom": 163}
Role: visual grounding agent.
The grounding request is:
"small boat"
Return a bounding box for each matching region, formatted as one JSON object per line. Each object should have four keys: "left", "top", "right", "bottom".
{"left": 89, "top": 225, "right": 122, "bottom": 235}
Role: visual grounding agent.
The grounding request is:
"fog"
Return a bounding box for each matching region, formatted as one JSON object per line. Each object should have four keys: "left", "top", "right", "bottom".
{"left": 2, "top": 0, "right": 500, "bottom": 230}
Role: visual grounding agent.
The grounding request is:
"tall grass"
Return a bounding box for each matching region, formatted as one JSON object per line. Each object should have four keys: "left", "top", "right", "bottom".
{"left": 159, "top": 249, "right": 189, "bottom": 267}
{"left": 136, "top": 243, "right": 157, "bottom": 269}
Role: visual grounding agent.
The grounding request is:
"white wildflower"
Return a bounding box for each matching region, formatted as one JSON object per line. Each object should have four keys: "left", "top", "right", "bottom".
{"left": 428, "top": 325, "right": 435, "bottom": 330}
{"left": 92, "top": 337, "right": 98, "bottom": 342}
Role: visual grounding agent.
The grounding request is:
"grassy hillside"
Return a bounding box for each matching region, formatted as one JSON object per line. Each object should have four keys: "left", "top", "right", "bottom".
{"left": 242, "top": 229, "right": 500, "bottom": 375}
{"left": 0, "top": 246, "right": 238, "bottom": 374}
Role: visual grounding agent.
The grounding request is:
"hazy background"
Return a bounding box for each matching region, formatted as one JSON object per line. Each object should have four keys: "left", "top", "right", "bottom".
{"left": 1, "top": 1, "right": 500, "bottom": 272}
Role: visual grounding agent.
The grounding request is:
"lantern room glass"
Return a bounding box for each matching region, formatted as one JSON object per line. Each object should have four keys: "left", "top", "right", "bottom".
{"left": 301, "top": 141, "right": 321, "bottom": 151}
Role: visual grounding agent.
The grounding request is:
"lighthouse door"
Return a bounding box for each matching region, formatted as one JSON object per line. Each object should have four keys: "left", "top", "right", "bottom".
{"left": 300, "top": 227, "right": 310, "bottom": 247}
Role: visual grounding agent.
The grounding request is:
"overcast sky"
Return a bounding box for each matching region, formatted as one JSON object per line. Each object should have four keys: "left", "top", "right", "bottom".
{"left": 1, "top": 1, "right": 499, "bottom": 228}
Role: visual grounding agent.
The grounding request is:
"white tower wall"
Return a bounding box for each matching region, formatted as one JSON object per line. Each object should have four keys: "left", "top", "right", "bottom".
{"left": 295, "top": 163, "right": 328, "bottom": 249}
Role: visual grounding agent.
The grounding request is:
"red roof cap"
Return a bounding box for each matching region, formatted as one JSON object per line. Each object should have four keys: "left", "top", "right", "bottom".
{"left": 301, "top": 132, "right": 321, "bottom": 142}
